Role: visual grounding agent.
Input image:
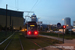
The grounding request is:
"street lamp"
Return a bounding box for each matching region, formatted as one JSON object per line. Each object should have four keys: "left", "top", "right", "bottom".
{"left": 62, "top": 19, "right": 64, "bottom": 25}
{"left": 50, "top": 24, "right": 52, "bottom": 25}
{"left": 67, "top": 25, "right": 68, "bottom": 26}
{"left": 62, "top": 19, "right": 64, "bottom": 20}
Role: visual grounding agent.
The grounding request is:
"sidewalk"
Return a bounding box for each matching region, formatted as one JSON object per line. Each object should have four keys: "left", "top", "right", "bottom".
{"left": 40, "top": 35, "right": 75, "bottom": 50}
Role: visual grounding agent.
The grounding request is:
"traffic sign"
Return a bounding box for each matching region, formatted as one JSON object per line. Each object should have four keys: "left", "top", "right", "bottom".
{"left": 57, "top": 23, "right": 61, "bottom": 28}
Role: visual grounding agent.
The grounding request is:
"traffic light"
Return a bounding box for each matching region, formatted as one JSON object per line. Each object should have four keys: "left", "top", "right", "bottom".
{"left": 63, "top": 25, "right": 66, "bottom": 29}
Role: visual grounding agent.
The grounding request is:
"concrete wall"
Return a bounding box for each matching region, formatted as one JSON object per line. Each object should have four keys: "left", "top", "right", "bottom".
{"left": 0, "top": 15, "right": 24, "bottom": 30}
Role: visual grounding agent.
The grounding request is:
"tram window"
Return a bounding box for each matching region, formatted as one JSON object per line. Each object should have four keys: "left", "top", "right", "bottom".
{"left": 28, "top": 27, "right": 31, "bottom": 30}
{"left": 28, "top": 24, "right": 37, "bottom": 30}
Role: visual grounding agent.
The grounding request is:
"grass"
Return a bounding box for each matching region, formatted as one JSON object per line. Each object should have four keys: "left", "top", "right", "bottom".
{"left": 40, "top": 32, "right": 75, "bottom": 39}
{"left": 7, "top": 32, "right": 21, "bottom": 50}
{"left": 19, "top": 33, "right": 40, "bottom": 50}
{"left": 30, "top": 36, "right": 62, "bottom": 47}
{"left": 0, "top": 32, "right": 22, "bottom": 50}
{"left": 0, "top": 32, "right": 63, "bottom": 50}
{"left": 0, "top": 32, "right": 13, "bottom": 50}
{"left": 19, "top": 33, "right": 62, "bottom": 50}
{"left": 0, "top": 31, "right": 13, "bottom": 42}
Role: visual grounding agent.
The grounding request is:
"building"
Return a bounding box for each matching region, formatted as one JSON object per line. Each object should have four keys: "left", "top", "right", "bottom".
{"left": 41, "top": 24, "right": 48, "bottom": 31}
{"left": 72, "top": 21, "right": 75, "bottom": 32}
{"left": 59, "top": 29, "right": 65, "bottom": 33}
{"left": 64, "top": 17, "right": 71, "bottom": 29}
{"left": 73, "top": 21, "right": 75, "bottom": 28}
{"left": 52, "top": 24, "right": 57, "bottom": 27}
{"left": 0, "top": 8, "right": 24, "bottom": 30}
{"left": 37, "top": 21, "right": 42, "bottom": 25}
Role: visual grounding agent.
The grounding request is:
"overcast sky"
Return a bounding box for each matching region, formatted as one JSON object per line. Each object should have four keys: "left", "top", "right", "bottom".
{"left": 0, "top": 0, "right": 75, "bottom": 25}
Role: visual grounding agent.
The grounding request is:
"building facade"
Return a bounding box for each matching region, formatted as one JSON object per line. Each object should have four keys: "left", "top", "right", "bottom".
{"left": 64, "top": 17, "right": 71, "bottom": 29}
{"left": 0, "top": 8, "right": 24, "bottom": 30}
{"left": 73, "top": 21, "right": 75, "bottom": 28}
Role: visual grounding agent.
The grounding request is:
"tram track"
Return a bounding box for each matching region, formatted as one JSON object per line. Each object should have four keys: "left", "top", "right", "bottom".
{"left": 2, "top": 32, "right": 63, "bottom": 50}
{"left": 4, "top": 39, "right": 12, "bottom": 50}
{"left": 20, "top": 32, "right": 63, "bottom": 50}
{"left": 19, "top": 38, "right": 24, "bottom": 50}
{"left": 28, "top": 39, "right": 46, "bottom": 50}
{"left": 3, "top": 32, "right": 22, "bottom": 50}
{"left": 4, "top": 32, "right": 15, "bottom": 50}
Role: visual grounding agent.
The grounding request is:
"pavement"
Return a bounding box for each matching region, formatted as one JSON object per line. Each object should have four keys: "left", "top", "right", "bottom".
{"left": 40, "top": 35, "right": 75, "bottom": 50}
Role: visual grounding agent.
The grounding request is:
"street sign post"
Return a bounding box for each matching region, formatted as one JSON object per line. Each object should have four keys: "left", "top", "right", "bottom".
{"left": 63, "top": 25, "right": 66, "bottom": 43}
{"left": 57, "top": 23, "right": 61, "bottom": 42}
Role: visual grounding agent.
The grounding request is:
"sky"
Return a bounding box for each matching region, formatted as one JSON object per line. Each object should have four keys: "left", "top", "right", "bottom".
{"left": 0, "top": 0, "right": 75, "bottom": 26}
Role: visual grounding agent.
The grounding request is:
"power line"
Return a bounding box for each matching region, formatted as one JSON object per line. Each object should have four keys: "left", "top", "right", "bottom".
{"left": 30, "top": 0, "right": 38, "bottom": 11}
{"left": 15, "top": 0, "right": 19, "bottom": 10}
{"left": 24, "top": 0, "right": 39, "bottom": 22}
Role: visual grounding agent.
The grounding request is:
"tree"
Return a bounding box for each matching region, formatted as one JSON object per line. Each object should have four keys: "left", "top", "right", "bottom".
{"left": 70, "top": 31, "right": 75, "bottom": 35}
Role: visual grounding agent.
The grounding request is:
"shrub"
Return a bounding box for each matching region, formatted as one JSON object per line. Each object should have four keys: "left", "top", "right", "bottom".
{"left": 65, "top": 29, "right": 69, "bottom": 34}
{"left": 0, "top": 25, "right": 3, "bottom": 30}
{"left": 70, "top": 31, "right": 75, "bottom": 35}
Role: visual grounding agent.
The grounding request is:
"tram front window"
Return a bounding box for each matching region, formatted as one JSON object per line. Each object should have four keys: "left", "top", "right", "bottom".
{"left": 28, "top": 24, "right": 37, "bottom": 31}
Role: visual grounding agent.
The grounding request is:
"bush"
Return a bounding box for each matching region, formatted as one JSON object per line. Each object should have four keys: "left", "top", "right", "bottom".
{"left": 65, "top": 29, "right": 69, "bottom": 34}
{"left": 70, "top": 31, "right": 75, "bottom": 35}
{"left": 0, "top": 25, "right": 3, "bottom": 30}
{"left": 65, "top": 29, "right": 75, "bottom": 35}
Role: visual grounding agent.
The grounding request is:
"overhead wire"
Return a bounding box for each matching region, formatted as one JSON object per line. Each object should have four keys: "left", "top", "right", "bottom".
{"left": 30, "top": 0, "right": 38, "bottom": 11}
{"left": 14, "top": 0, "right": 39, "bottom": 22}
{"left": 26, "top": 0, "right": 38, "bottom": 21}
{"left": 15, "top": 0, "right": 19, "bottom": 10}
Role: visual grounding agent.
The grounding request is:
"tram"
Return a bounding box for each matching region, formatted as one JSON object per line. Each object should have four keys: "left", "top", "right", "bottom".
{"left": 25, "top": 21, "right": 39, "bottom": 38}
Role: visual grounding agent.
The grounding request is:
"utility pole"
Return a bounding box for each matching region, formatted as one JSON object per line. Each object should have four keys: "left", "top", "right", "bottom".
{"left": 10, "top": 11, "right": 11, "bottom": 31}
{"left": 12, "top": 20, "right": 13, "bottom": 33}
{"left": 6, "top": 4, "right": 8, "bottom": 36}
